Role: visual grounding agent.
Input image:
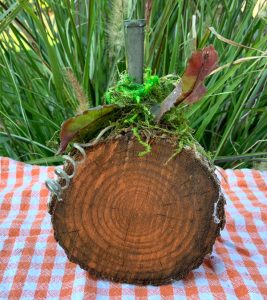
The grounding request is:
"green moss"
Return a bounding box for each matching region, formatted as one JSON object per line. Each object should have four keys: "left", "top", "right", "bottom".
{"left": 101, "top": 70, "right": 209, "bottom": 160}
{"left": 104, "top": 69, "right": 177, "bottom": 106}
{"left": 107, "top": 104, "right": 196, "bottom": 158}
{"left": 131, "top": 127, "right": 151, "bottom": 157}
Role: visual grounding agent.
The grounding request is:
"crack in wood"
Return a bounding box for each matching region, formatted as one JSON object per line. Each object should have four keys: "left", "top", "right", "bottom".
{"left": 161, "top": 202, "right": 176, "bottom": 207}
{"left": 68, "top": 230, "right": 79, "bottom": 259}
{"left": 167, "top": 177, "right": 192, "bottom": 192}
{"left": 180, "top": 178, "right": 192, "bottom": 187}
{"left": 123, "top": 212, "right": 135, "bottom": 243}
{"left": 60, "top": 229, "right": 79, "bottom": 235}
{"left": 155, "top": 213, "right": 179, "bottom": 221}
{"left": 88, "top": 204, "right": 119, "bottom": 210}
{"left": 181, "top": 190, "right": 211, "bottom": 198}
{"left": 159, "top": 259, "right": 163, "bottom": 269}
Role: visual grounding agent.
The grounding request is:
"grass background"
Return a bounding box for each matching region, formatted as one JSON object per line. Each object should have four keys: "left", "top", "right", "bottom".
{"left": 0, "top": 0, "right": 266, "bottom": 167}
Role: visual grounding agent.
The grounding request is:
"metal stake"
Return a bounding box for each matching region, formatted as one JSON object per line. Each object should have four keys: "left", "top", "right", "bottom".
{"left": 124, "top": 19, "right": 146, "bottom": 84}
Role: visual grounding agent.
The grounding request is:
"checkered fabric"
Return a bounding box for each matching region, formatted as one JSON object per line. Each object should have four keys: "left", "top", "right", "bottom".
{"left": 0, "top": 157, "right": 266, "bottom": 300}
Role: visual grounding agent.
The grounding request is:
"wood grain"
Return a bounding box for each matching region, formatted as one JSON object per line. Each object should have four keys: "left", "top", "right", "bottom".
{"left": 50, "top": 135, "right": 225, "bottom": 285}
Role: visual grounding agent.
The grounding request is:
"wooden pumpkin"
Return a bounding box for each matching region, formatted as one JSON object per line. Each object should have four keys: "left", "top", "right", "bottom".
{"left": 46, "top": 44, "right": 225, "bottom": 285}
{"left": 48, "top": 132, "right": 225, "bottom": 285}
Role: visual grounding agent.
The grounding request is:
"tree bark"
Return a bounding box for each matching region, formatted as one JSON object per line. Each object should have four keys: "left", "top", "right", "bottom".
{"left": 49, "top": 134, "right": 225, "bottom": 285}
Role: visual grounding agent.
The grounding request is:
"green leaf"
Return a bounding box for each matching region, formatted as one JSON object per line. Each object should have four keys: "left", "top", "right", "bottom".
{"left": 22, "top": 3, "right": 65, "bottom": 103}
{"left": 0, "top": 0, "right": 28, "bottom": 34}
{"left": 0, "top": 136, "right": 10, "bottom": 143}
{"left": 59, "top": 104, "right": 119, "bottom": 153}
{"left": 26, "top": 156, "right": 64, "bottom": 165}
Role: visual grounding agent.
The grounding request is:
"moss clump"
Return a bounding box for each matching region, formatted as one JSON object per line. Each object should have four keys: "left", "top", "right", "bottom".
{"left": 104, "top": 69, "right": 178, "bottom": 106}
{"left": 100, "top": 69, "right": 202, "bottom": 160}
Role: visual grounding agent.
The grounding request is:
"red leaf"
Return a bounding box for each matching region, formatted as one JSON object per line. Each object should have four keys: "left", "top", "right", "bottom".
{"left": 182, "top": 45, "right": 218, "bottom": 104}
{"left": 151, "top": 45, "right": 218, "bottom": 122}
{"left": 58, "top": 105, "right": 118, "bottom": 154}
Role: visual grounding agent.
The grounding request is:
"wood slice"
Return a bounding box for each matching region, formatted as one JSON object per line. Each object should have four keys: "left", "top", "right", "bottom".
{"left": 50, "top": 135, "right": 225, "bottom": 285}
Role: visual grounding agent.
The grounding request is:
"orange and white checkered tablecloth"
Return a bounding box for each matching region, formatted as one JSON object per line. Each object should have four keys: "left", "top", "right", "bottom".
{"left": 0, "top": 157, "right": 266, "bottom": 299}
